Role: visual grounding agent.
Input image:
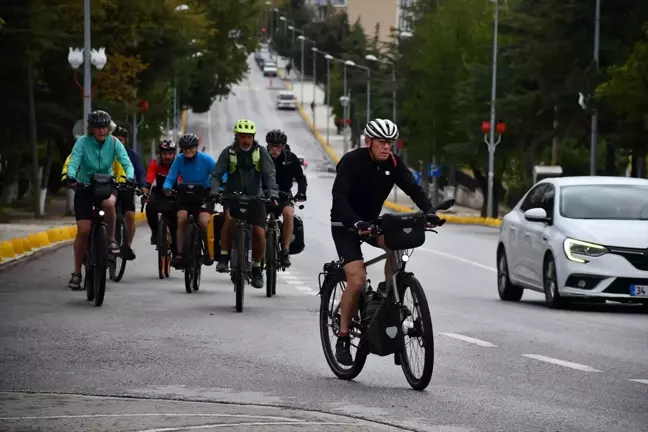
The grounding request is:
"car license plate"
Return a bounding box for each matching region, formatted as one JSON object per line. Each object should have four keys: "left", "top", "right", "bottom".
{"left": 629, "top": 285, "right": 648, "bottom": 297}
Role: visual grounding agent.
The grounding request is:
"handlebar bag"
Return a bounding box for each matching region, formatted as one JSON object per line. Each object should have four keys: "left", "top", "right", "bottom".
{"left": 177, "top": 184, "right": 207, "bottom": 208}
{"left": 380, "top": 213, "right": 426, "bottom": 251}
{"left": 91, "top": 173, "right": 114, "bottom": 201}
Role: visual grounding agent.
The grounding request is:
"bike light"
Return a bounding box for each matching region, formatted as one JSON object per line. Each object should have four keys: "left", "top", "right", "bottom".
{"left": 563, "top": 238, "right": 608, "bottom": 263}
{"left": 98, "top": 210, "right": 105, "bottom": 216}
{"left": 401, "top": 254, "right": 409, "bottom": 262}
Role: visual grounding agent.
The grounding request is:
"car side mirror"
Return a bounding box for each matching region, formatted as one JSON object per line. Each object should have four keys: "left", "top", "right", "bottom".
{"left": 524, "top": 207, "right": 551, "bottom": 223}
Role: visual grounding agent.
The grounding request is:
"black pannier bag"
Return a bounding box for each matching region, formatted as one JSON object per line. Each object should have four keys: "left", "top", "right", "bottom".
{"left": 363, "top": 290, "right": 404, "bottom": 356}
{"left": 289, "top": 215, "right": 305, "bottom": 255}
{"left": 380, "top": 212, "right": 426, "bottom": 251}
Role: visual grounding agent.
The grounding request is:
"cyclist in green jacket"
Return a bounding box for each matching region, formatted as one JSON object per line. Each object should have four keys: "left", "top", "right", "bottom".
{"left": 210, "top": 119, "right": 279, "bottom": 289}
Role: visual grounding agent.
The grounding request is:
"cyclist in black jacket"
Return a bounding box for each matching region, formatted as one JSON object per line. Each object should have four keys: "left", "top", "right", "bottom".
{"left": 330, "top": 118, "right": 442, "bottom": 366}
{"left": 266, "top": 129, "right": 307, "bottom": 267}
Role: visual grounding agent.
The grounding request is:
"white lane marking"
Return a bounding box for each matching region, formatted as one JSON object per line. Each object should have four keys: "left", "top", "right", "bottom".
{"left": 137, "top": 421, "right": 353, "bottom": 432}
{"left": 521, "top": 354, "right": 602, "bottom": 372}
{"left": 0, "top": 414, "right": 304, "bottom": 421}
{"left": 294, "top": 285, "right": 314, "bottom": 292}
{"left": 285, "top": 280, "right": 304, "bottom": 285}
{"left": 278, "top": 274, "right": 298, "bottom": 279}
{"left": 281, "top": 270, "right": 292, "bottom": 276}
{"left": 439, "top": 332, "right": 498, "bottom": 347}
{"left": 628, "top": 379, "right": 648, "bottom": 385}
{"left": 420, "top": 248, "right": 496, "bottom": 273}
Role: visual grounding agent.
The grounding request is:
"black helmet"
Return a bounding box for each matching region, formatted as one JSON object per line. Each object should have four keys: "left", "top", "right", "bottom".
{"left": 87, "top": 110, "right": 112, "bottom": 128}
{"left": 113, "top": 126, "right": 129, "bottom": 138}
{"left": 159, "top": 139, "right": 177, "bottom": 152}
{"left": 179, "top": 133, "right": 200, "bottom": 149}
{"left": 266, "top": 129, "right": 287, "bottom": 145}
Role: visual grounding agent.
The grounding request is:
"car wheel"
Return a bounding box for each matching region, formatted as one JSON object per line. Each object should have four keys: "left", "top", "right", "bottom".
{"left": 543, "top": 255, "right": 567, "bottom": 309}
{"left": 497, "top": 247, "right": 523, "bottom": 302}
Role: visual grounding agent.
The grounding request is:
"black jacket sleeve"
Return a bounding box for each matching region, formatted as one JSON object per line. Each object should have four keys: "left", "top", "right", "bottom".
{"left": 393, "top": 155, "right": 434, "bottom": 213}
{"left": 331, "top": 152, "right": 363, "bottom": 229}
{"left": 290, "top": 153, "right": 307, "bottom": 195}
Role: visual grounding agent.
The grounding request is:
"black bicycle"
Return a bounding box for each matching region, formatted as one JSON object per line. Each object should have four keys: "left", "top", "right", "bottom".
{"left": 109, "top": 180, "right": 141, "bottom": 283}
{"left": 222, "top": 193, "right": 268, "bottom": 312}
{"left": 71, "top": 174, "right": 125, "bottom": 307}
{"left": 318, "top": 199, "right": 454, "bottom": 391}
{"left": 146, "top": 174, "right": 177, "bottom": 280}
{"left": 175, "top": 184, "right": 211, "bottom": 294}
{"left": 263, "top": 191, "right": 304, "bottom": 298}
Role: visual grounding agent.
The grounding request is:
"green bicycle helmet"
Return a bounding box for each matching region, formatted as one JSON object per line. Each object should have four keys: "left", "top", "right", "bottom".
{"left": 233, "top": 119, "right": 256, "bottom": 134}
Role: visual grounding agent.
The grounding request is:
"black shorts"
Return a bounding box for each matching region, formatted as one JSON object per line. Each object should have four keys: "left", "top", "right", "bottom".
{"left": 331, "top": 225, "right": 379, "bottom": 265}
{"left": 117, "top": 189, "right": 135, "bottom": 213}
{"left": 225, "top": 199, "right": 267, "bottom": 229}
{"left": 73, "top": 187, "right": 117, "bottom": 221}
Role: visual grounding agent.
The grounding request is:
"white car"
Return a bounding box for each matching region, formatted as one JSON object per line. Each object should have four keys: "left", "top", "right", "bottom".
{"left": 496, "top": 176, "right": 648, "bottom": 308}
{"left": 276, "top": 90, "right": 297, "bottom": 110}
{"left": 263, "top": 65, "right": 277, "bottom": 77}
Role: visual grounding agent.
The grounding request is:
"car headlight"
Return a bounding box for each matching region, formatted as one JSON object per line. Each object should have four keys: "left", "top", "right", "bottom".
{"left": 563, "top": 238, "right": 608, "bottom": 263}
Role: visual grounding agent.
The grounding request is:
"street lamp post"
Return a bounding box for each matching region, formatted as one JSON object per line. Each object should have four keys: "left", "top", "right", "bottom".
{"left": 312, "top": 47, "right": 318, "bottom": 128}
{"left": 590, "top": 0, "right": 601, "bottom": 175}
{"left": 486, "top": 0, "right": 501, "bottom": 219}
{"left": 343, "top": 60, "right": 353, "bottom": 154}
{"left": 365, "top": 54, "right": 394, "bottom": 123}
{"left": 346, "top": 61, "right": 371, "bottom": 131}
{"left": 298, "top": 35, "right": 305, "bottom": 105}
{"left": 325, "top": 54, "right": 333, "bottom": 147}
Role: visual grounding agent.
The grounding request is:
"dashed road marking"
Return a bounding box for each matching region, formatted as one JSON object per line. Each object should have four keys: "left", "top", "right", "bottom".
{"left": 439, "top": 332, "right": 498, "bottom": 347}
{"left": 420, "top": 247, "right": 497, "bottom": 273}
{"left": 628, "top": 379, "right": 648, "bottom": 385}
{"left": 521, "top": 354, "right": 602, "bottom": 372}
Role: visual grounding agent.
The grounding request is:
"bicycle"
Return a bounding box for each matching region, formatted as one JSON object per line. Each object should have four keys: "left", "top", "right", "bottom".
{"left": 175, "top": 184, "right": 212, "bottom": 294}
{"left": 144, "top": 174, "right": 177, "bottom": 280}
{"left": 318, "top": 199, "right": 454, "bottom": 391}
{"left": 221, "top": 193, "right": 268, "bottom": 312}
{"left": 263, "top": 191, "right": 304, "bottom": 298}
{"left": 70, "top": 174, "right": 124, "bottom": 307}
{"left": 109, "top": 180, "right": 141, "bottom": 283}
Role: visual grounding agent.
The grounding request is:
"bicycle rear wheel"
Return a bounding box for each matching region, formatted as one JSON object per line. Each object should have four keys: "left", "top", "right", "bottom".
{"left": 398, "top": 274, "right": 434, "bottom": 390}
{"left": 110, "top": 216, "right": 128, "bottom": 282}
{"left": 93, "top": 224, "right": 109, "bottom": 307}
{"left": 157, "top": 217, "right": 168, "bottom": 280}
{"left": 184, "top": 223, "right": 195, "bottom": 294}
{"left": 234, "top": 228, "right": 246, "bottom": 313}
{"left": 319, "top": 273, "right": 367, "bottom": 380}
{"left": 265, "top": 226, "right": 277, "bottom": 298}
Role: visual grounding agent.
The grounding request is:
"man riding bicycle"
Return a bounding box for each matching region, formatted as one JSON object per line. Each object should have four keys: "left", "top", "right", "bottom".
{"left": 330, "top": 118, "right": 442, "bottom": 366}
{"left": 65, "top": 110, "right": 135, "bottom": 290}
{"left": 163, "top": 133, "right": 216, "bottom": 268}
{"left": 211, "top": 119, "right": 279, "bottom": 289}
{"left": 265, "top": 129, "right": 307, "bottom": 268}
{"left": 143, "top": 139, "right": 180, "bottom": 254}
{"left": 113, "top": 126, "right": 146, "bottom": 260}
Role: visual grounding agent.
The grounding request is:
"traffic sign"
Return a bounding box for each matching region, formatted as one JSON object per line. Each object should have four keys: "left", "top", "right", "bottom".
{"left": 428, "top": 164, "right": 441, "bottom": 177}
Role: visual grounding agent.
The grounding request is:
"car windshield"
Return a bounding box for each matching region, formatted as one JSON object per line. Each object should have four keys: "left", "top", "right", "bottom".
{"left": 560, "top": 184, "right": 648, "bottom": 220}
{"left": 279, "top": 94, "right": 294, "bottom": 100}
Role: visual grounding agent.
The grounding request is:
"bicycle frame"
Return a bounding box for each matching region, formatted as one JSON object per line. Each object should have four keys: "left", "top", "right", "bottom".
{"left": 363, "top": 248, "right": 411, "bottom": 305}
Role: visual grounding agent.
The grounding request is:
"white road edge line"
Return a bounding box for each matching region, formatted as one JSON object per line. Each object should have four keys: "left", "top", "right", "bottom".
{"left": 628, "top": 379, "right": 648, "bottom": 385}
{"left": 137, "top": 421, "right": 354, "bottom": 432}
{"left": 294, "top": 285, "right": 313, "bottom": 292}
{"left": 521, "top": 354, "right": 602, "bottom": 372}
{"left": 420, "top": 248, "right": 496, "bottom": 273}
{"left": 439, "top": 332, "right": 498, "bottom": 347}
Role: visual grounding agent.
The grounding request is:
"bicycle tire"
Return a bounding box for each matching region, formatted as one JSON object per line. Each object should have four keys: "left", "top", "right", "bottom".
{"left": 110, "top": 217, "right": 128, "bottom": 282}
{"left": 265, "top": 226, "right": 277, "bottom": 298}
{"left": 84, "top": 250, "right": 94, "bottom": 302}
{"left": 235, "top": 227, "right": 246, "bottom": 313}
{"left": 164, "top": 222, "right": 172, "bottom": 278}
{"left": 398, "top": 274, "right": 434, "bottom": 390}
{"left": 184, "top": 223, "right": 195, "bottom": 294}
{"left": 319, "top": 274, "right": 367, "bottom": 380}
{"left": 157, "top": 217, "right": 167, "bottom": 280}
{"left": 192, "top": 226, "right": 203, "bottom": 292}
{"left": 93, "top": 224, "right": 109, "bottom": 307}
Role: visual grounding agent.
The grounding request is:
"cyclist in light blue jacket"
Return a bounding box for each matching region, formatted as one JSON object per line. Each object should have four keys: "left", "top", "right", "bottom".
{"left": 65, "top": 110, "right": 134, "bottom": 290}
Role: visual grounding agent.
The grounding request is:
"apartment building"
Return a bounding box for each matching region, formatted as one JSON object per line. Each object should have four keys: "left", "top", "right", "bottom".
{"left": 306, "top": 0, "right": 415, "bottom": 42}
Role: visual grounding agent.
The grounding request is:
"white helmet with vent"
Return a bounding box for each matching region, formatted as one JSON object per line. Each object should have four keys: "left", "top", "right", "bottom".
{"left": 364, "top": 118, "right": 399, "bottom": 140}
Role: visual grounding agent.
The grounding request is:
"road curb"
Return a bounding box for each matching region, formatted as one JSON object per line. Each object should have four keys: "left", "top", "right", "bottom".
{"left": 0, "top": 213, "right": 148, "bottom": 270}
{"left": 275, "top": 68, "right": 501, "bottom": 228}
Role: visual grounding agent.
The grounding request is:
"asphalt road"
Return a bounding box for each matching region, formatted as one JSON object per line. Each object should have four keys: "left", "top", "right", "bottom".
{"left": 0, "top": 57, "right": 646, "bottom": 432}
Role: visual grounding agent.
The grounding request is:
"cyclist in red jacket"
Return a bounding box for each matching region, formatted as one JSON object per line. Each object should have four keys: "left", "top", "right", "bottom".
{"left": 143, "top": 139, "right": 181, "bottom": 247}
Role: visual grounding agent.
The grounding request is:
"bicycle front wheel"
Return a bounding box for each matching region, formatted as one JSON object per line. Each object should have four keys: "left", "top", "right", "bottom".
{"left": 157, "top": 217, "right": 168, "bottom": 279}
{"left": 192, "top": 226, "right": 203, "bottom": 292}
{"left": 110, "top": 216, "right": 128, "bottom": 282}
{"left": 84, "top": 251, "right": 94, "bottom": 302}
{"left": 234, "top": 228, "right": 246, "bottom": 313}
{"left": 398, "top": 274, "right": 434, "bottom": 390}
{"left": 93, "top": 224, "right": 109, "bottom": 307}
{"left": 265, "top": 227, "right": 277, "bottom": 298}
{"left": 184, "top": 223, "right": 195, "bottom": 294}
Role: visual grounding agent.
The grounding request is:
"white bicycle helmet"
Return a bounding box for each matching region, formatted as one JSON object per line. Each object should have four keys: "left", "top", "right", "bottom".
{"left": 364, "top": 118, "right": 399, "bottom": 140}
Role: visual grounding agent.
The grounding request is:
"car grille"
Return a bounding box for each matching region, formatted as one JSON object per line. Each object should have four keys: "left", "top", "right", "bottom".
{"left": 608, "top": 247, "right": 648, "bottom": 271}
{"left": 603, "top": 277, "right": 648, "bottom": 294}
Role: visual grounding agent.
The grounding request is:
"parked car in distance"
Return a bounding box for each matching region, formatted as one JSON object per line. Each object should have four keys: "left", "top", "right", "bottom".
{"left": 263, "top": 64, "right": 278, "bottom": 77}
{"left": 496, "top": 176, "right": 648, "bottom": 309}
{"left": 276, "top": 90, "right": 296, "bottom": 110}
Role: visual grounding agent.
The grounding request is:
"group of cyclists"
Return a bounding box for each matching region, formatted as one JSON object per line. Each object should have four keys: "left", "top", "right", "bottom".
{"left": 64, "top": 110, "right": 443, "bottom": 367}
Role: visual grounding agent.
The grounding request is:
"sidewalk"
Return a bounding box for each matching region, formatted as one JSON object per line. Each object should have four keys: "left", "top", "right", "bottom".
{"left": 269, "top": 52, "right": 491, "bottom": 223}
